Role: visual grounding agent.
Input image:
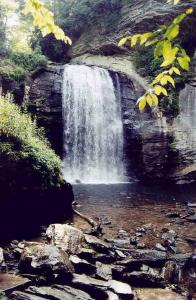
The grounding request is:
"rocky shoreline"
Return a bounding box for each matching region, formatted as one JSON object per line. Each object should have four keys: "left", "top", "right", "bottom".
{"left": 0, "top": 207, "right": 195, "bottom": 300}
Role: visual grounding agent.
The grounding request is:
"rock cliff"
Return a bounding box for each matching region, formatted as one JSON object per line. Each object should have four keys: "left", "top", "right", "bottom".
{"left": 23, "top": 0, "right": 196, "bottom": 183}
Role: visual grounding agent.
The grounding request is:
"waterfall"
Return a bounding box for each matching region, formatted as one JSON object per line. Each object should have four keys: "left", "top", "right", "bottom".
{"left": 62, "top": 65, "right": 125, "bottom": 184}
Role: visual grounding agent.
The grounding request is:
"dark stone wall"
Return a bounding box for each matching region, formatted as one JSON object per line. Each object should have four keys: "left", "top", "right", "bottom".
{"left": 26, "top": 66, "right": 64, "bottom": 156}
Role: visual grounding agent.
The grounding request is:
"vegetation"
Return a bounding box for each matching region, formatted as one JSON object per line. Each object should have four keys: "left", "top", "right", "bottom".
{"left": 0, "top": 91, "right": 63, "bottom": 196}
{"left": 119, "top": 1, "right": 194, "bottom": 111}
{"left": 0, "top": 50, "right": 47, "bottom": 81}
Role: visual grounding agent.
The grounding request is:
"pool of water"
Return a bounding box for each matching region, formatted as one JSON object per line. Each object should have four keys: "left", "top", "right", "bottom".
{"left": 72, "top": 183, "right": 196, "bottom": 253}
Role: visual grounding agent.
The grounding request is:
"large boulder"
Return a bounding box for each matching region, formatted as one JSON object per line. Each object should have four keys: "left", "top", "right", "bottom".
{"left": 19, "top": 242, "right": 74, "bottom": 276}
{"left": 46, "top": 224, "right": 84, "bottom": 254}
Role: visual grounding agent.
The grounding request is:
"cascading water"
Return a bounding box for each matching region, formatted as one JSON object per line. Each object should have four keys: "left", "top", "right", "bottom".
{"left": 62, "top": 65, "right": 125, "bottom": 184}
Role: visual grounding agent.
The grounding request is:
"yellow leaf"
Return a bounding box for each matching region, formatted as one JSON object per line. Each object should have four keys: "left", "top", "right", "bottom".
{"left": 146, "top": 95, "right": 153, "bottom": 107}
{"left": 151, "top": 94, "right": 159, "bottom": 106}
{"left": 162, "top": 87, "right": 168, "bottom": 96}
{"left": 154, "top": 85, "right": 163, "bottom": 96}
{"left": 169, "top": 68, "right": 174, "bottom": 75}
{"left": 186, "top": 8, "right": 193, "bottom": 15}
{"left": 166, "top": 75, "right": 175, "bottom": 87}
{"left": 138, "top": 97, "right": 146, "bottom": 111}
{"left": 118, "top": 37, "right": 130, "bottom": 46}
{"left": 172, "top": 67, "right": 181, "bottom": 75}
{"left": 131, "top": 34, "right": 140, "bottom": 47}
{"left": 140, "top": 32, "right": 153, "bottom": 45}
{"left": 160, "top": 76, "right": 168, "bottom": 85}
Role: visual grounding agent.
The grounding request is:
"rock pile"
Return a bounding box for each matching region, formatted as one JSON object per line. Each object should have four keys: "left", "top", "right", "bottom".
{"left": 0, "top": 223, "right": 194, "bottom": 299}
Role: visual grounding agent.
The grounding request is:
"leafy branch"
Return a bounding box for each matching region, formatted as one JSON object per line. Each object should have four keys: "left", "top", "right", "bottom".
{"left": 24, "top": 0, "right": 72, "bottom": 45}
{"left": 118, "top": 4, "right": 193, "bottom": 111}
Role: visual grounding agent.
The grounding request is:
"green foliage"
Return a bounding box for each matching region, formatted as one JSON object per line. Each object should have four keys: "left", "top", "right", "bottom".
{"left": 0, "top": 91, "right": 62, "bottom": 190}
{"left": 0, "top": 50, "right": 47, "bottom": 81}
{"left": 119, "top": 5, "right": 194, "bottom": 111}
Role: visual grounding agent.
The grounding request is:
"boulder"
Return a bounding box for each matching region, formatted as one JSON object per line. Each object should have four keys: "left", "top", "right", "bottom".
{"left": 19, "top": 242, "right": 74, "bottom": 275}
{"left": 46, "top": 224, "right": 84, "bottom": 254}
{"left": 96, "top": 262, "right": 112, "bottom": 280}
{"left": 123, "top": 266, "right": 165, "bottom": 288}
{"left": 84, "top": 235, "right": 111, "bottom": 253}
{"left": 70, "top": 255, "right": 96, "bottom": 275}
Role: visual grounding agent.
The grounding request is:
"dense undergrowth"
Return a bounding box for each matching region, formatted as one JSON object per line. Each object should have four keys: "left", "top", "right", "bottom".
{"left": 0, "top": 91, "right": 63, "bottom": 200}
{"left": 0, "top": 50, "right": 47, "bottom": 81}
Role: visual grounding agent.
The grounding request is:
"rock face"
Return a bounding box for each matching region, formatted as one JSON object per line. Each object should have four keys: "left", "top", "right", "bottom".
{"left": 25, "top": 66, "right": 64, "bottom": 156}
{"left": 68, "top": 0, "right": 196, "bottom": 59}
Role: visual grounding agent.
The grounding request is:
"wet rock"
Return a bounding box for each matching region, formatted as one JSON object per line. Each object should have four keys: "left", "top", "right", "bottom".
{"left": 162, "top": 261, "right": 182, "bottom": 283}
{"left": 95, "top": 253, "right": 116, "bottom": 264}
{"left": 9, "top": 291, "right": 46, "bottom": 300}
{"left": 106, "top": 291, "right": 119, "bottom": 300}
{"left": 19, "top": 242, "right": 74, "bottom": 276}
{"left": 130, "top": 236, "right": 139, "bottom": 245}
{"left": 78, "top": 248, "right": 96, "bottom": 262}
{"left": 26, "top": 285, "right": 93, "bottom": 300}
{"left": 115, "top": 250, "right": 127, "bottom": 259}
{"left": 123, "top": 267, "right": 165, "bottom": 288}
{"left": 84, "top": 235, "right": 111, "bottom": 253}
{"left": 187, "top": 202, "right": 196, "bottom": 208}
{"left": 71, "top": 273, "right": 108, "bottom": 298}
{"left": 169, "top": 253, "right": 192, "bottom": 266}
{"left": 186, "top": 214, "right": 196, "bottom": 223}
{"left": 119, "top": 250, "right": 167, "bottom": 268}
{"left": 113, "top": 239, "right": 130, "bottom": 248}
{"left": 137, "top": 243, "right": 146, "bottom": 249}
{"left": 136, "top": 227, "right": 146, "bottom": 233}
{"left": 96, "top": 262, "right": 112, "bottom": 280}
{"left": 0, "top": 274, "right": 31, "bottom": 293}
{"left": 109, "top": 280, "right": 134, "bottom": 299}
{"left": 166, "top": 212, "right": 180, "bottom": 218}
{"left": 135, "top": 288, "right": 186, "bottom": 300}
{"left": 70, "top": 255, "right": 96, "bottom": 275}
{"left": 161, "top": 230, "right": 176, "bottom": 247}
{"left": 46, "top": 224, "right": 84, "bottom": 254}
{"left": 155, "top": 243, "right": 166, "bottom": 252}
{"left": 71, "top": 274, "right": 134, "bottom": 299}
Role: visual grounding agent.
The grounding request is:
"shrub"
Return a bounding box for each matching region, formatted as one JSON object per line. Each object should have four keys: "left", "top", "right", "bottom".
{"left": 0, "top": 91, "right": 63, "bottom": 195}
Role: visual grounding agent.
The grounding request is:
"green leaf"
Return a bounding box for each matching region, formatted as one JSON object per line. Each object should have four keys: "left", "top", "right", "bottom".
{"left": 173, "top": 13, "right": 186, "bottom": 24}
{"left": 154, "top": 41, "right": 164, "bottom": 58}
{"left": 164, "top": 24, "right": 179, "bottom": 40}
{"left": 177, "top": 57, "right": 189, "bottom": 71}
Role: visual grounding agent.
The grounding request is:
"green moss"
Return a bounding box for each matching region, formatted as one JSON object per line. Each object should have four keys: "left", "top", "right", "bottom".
{"left": 0, "top": 92, "right": 63, "bottom": 198}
